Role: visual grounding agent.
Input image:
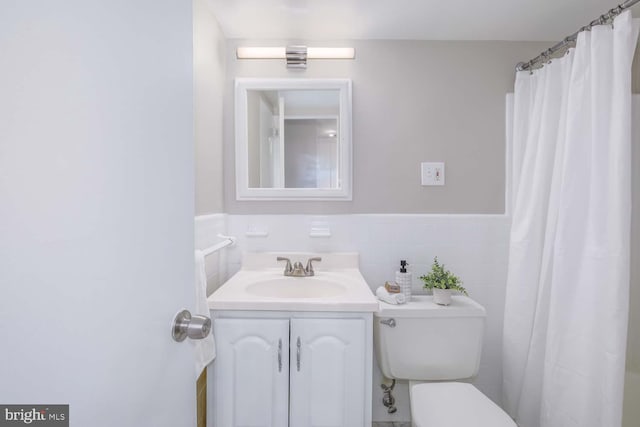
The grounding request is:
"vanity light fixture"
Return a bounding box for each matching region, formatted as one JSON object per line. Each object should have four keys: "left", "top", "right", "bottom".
{"left": 236, "top": 46, "right": 355, "bottom": 69}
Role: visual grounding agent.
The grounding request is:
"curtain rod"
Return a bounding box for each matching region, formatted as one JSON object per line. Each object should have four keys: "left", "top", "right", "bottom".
{"left": 516, "top": 0, "right": 640, "bottom": 72}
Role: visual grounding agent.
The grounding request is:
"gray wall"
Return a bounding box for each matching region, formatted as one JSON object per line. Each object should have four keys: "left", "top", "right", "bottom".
{"left": 628, "top": 96, "right": 640, "bottom": 374}
{"left": 633, "top": 43, "right": 640, "bottom": 94}
{"left": 194, "top": 0, "right": 225, "bottom": 215}
{"left": 224, "top": 40, "right": 549, "bottom": 214}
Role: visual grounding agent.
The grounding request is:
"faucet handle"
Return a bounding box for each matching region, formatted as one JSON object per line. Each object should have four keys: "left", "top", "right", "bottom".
{"left": 277, "top": 257, "right": 293, "bottom": 273}
{"left": 292, "top": 261, "right": 306, "bottom": 276}
{"left": 305, "top": 257, "right": 322, "bottom": 276}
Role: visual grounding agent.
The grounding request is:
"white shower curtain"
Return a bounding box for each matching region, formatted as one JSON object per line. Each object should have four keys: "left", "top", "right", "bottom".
{"left": 503, "top": 11, "right": 639, "bottom": 427}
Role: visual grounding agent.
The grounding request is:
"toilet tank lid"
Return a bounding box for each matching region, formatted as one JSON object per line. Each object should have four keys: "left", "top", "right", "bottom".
{"left": 375, "top": 295, "right": 486, "bottom": 318}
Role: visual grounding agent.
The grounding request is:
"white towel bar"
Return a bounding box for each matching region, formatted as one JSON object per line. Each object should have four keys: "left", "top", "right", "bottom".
{"left": 202, "top": 234, "right": 236, "bottom": 257}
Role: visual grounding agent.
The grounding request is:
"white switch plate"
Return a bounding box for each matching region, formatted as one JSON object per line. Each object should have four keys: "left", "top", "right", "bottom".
{"left": 421, "top": 162, "right": 445, "bottom": 186}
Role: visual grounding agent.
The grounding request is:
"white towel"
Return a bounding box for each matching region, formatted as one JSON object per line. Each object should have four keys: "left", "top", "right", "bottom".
{"left": 192, "top": 250, "right": 216, "bottom": 376}
{"left": 376, "top": 286, "right": 406, "bottom": 305}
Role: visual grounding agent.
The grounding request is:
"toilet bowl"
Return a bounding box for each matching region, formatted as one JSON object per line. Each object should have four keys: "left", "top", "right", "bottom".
{"left": 410, "top": 382, "right": 515, "bottom": 427}
{"left": 374, "top": 295, "right": 515, "bottom": 427}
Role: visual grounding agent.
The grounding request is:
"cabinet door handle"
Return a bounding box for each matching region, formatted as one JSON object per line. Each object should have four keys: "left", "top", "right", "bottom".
{"left": 296, "top": 336, "right": 301, "bottom": 371}
{"left": 277, "top": 339, "right": 283, "bottom": 372}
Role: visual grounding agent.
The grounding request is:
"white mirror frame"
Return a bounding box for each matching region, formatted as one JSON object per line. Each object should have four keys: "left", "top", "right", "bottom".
{"left": 235, "top": 78, "right": 352, "bottom": 201}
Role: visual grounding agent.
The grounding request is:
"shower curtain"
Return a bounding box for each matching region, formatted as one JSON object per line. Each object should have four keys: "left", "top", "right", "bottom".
{"left": 503, "top": 11, "right": 639, "bottom": 427}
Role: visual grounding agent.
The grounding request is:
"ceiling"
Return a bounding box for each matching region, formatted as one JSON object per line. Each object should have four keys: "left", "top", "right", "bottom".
{"left": 206, "top": 0, "right": 630, "bottom": 42}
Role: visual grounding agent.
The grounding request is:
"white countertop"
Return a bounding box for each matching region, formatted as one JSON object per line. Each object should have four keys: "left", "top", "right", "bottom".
{"left": 208, "top": 252, "right": 378, "bottom": 312}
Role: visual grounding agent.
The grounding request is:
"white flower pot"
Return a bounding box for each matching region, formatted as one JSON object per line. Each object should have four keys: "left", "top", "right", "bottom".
{"left": 433, "top": 288, "right": 452, "bottom": 306}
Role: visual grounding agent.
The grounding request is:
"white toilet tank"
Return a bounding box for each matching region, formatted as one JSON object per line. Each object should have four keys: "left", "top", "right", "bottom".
{"left": 374, "top": 295, "right": 486, "bottom": 381}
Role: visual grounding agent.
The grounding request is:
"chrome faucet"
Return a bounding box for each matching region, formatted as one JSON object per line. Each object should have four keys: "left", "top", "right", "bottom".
{"left": 305, "top": 257, "right": 321, "bottom": 276}
{"left": 277, "top": 256, "right": 322, "bottom": 277}
{"left": 291, "top": 261, "right": 306, "bottom": 276}
{"left": 277, "top": 257, "right": 293, "bottom": 275}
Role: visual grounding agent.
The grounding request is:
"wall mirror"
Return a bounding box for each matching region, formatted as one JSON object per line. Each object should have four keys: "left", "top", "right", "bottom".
{"left": 235, "top": 78, "right": 352, "bottom": 200}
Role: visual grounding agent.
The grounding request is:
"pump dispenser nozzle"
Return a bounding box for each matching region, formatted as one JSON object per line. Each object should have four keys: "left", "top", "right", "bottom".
{"left": 400, "top": 260, "right": 407, "bottom": 273}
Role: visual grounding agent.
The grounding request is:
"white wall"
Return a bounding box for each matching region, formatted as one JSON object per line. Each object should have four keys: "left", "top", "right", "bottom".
{"left": 195, "top": 214, "right": 228, "bottom": 295}
{"left": 220, "top": 213, "right": 510, "bottom": 422}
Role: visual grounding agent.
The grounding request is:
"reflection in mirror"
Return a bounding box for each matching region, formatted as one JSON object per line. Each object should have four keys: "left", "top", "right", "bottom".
{"left": 247, "top": 89, "right": 339, "bottom": 189}
{"left": 284, "top": 118, "right": 338, "bottom": 189}
{"left": 236, "top": 79, "right": 352, "bottom": 200}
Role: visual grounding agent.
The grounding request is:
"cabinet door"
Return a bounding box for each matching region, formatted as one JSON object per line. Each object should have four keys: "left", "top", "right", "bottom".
{"left": 290, "top": 318, "right": 366, "bottom": 427}
{"left": 212, "top": 318, "right": 289, "bottom": 427}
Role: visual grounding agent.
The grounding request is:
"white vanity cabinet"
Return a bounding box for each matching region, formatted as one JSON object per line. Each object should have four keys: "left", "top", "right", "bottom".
{"left": 209, "top": 313, "right": 372, "bottom": 427}
{"left": 289, "top": 318, "right": 367, "bottom": 427}
{"left": 212, "top": 318, "right": 290, "bottom": 427}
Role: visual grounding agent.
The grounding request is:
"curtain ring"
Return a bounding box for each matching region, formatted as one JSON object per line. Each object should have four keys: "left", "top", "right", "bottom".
{"left": 610, "top": 5, "right": 624, "bottom": 28}
{"left": 563, "top": 36, "right": 575, "bottom": 51}
{"left": 528, "top": 60, "right": 534, "bottom": 75}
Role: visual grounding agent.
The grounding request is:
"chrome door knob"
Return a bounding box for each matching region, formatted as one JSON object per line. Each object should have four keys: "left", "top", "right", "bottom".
{"left": 172, "top": 309, "right": 211, "bottom": 342}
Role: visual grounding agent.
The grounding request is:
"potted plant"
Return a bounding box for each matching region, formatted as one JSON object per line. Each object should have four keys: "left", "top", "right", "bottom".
{"left": 419, "top": 257, "right": 467, "bottom": 305}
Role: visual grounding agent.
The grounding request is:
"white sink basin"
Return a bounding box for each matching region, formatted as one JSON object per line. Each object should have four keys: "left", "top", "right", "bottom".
{"left": 245, "top": 277, "right": 347, "bottom": 299}
{"left": 208, "top": 252, "right": 378, "bottom": 312}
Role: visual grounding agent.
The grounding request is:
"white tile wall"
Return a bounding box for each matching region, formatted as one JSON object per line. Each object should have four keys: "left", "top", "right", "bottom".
{"left": 195, "top": 214, "right": 228, "bottom": 296}
{"left": 222, "top": 213, "right": 511, "bottom": 423}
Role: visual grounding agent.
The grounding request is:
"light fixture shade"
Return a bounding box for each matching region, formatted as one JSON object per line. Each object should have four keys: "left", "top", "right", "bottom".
{"left": 307, "top": 47, "right": 355, "bottom": 59}
{"left": 236, "top": 47, "right": 286, "bottom": 59}
{"left": 236, "top": 46, "right": 355, "bottom": 60}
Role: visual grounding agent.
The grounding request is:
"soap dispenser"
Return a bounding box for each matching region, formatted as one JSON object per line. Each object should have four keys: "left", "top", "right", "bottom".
{"left": 395, "top": 260, "right": 412, "bottom": 302}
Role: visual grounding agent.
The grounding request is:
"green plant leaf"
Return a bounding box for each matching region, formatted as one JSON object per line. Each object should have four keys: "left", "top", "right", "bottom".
{"left": 419, "top": 257, "right": 467, "bottom": 295}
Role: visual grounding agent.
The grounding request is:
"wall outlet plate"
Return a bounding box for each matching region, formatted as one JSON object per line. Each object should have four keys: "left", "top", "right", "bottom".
{"left": 421, "top": 162, "right": 445, "bottom": 186}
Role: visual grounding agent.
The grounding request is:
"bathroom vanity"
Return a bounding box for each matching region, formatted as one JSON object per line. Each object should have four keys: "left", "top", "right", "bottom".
{"left": 207, "top": 253, "right": 377, "bottom": 427}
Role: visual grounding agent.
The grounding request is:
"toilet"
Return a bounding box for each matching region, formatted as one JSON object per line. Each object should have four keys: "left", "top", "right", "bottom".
{"left": 374, "top": 295, "right": 516, "bottom": 427}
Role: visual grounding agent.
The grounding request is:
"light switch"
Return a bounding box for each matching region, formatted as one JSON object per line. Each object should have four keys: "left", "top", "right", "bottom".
{"left": 421, "top": 162, "right": 445, "bottom": 186}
